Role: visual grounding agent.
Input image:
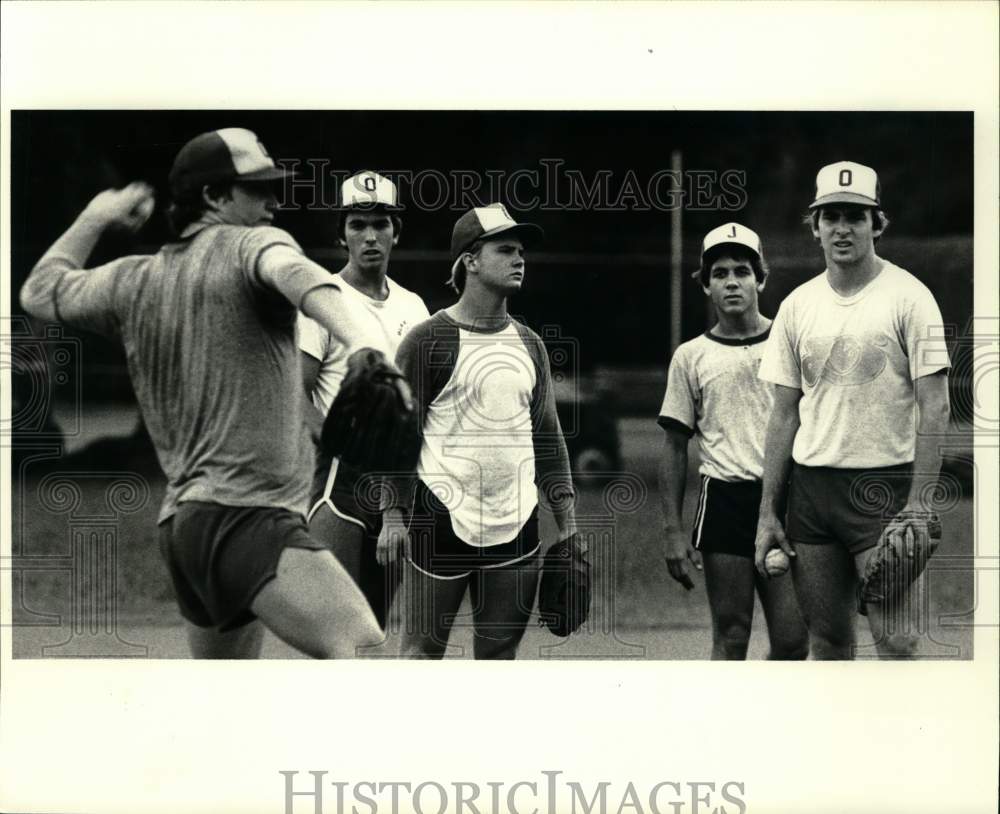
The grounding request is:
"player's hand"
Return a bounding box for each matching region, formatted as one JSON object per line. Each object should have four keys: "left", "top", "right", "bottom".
{"left": 664, "top": 528, "right": 702, "bottom": 591}
{"left": 83, "top": 182, "right": 156, "bottom": 232}
{"left": 754, "top": 511, "right": 795, "bottom": 578}
{"left": 377, "top": 509, "right": 409, "bottom": 566}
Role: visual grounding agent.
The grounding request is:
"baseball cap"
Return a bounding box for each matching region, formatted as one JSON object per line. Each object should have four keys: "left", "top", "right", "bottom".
{"left": 168, "top": 128, "right": 294, "bottom": 198}
{"left": 809, "top": 161, "right": 881, "bottom": 209}
{"left": 339, "top": 170, "right": 402, "bottom": 211}
{"left": 450, "top": 203, "right": 543, "bottom": 261}
{"left": 701, "top": 222, "right": 762, "bottom": 260}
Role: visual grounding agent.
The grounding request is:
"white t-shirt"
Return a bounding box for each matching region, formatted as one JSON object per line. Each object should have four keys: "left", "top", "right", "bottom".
{"left": 759, "top": 261, "right": 950, "bottom": 468}
{"left": 297, "top": 271, "right": 429, "bottom": 414}
{"left": 658, "top": 328, "right": 773, "bottom": 481}
{"left": 393, "top": 311, "right": 571, "bottom": 548}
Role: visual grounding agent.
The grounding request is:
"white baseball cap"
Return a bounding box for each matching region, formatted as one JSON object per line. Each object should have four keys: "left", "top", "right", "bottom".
{"left": 701, "top": 222, "right": 762, "bottom": 259}
{"left": 339, "top": 170, "right": 401, "bottom": 210}
{"left": 809, "top": 161, "right": 881, "bottom": 209}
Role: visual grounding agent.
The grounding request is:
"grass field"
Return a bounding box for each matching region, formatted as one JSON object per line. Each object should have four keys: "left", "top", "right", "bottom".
{"left": 9, "top": 416, "right": 976, "bottom": 660}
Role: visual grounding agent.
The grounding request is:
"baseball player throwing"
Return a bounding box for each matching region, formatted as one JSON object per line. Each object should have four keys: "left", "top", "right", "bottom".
{"left": 20, "top": 129, "right": 399, "bottom": 659}
{"left": 754, "top": 161, "right": 951, "bottom": 659}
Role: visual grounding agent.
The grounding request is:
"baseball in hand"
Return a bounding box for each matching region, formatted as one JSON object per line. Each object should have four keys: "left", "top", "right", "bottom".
{"left": 764, "top": 548, "right": 791, "bottom": 576}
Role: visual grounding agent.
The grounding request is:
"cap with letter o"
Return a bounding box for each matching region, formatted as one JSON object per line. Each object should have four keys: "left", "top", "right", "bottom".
{"left": 168, "top": 128, "right": 294, "bottom": 198}
{"left": 339, "top": 170, "right": 402, "bottom": 211}
{"left": 450, "top": 203, "right": 543, "bottom": 261}
{"left": 809, "top": 161, "right": 881, "bottom": 209}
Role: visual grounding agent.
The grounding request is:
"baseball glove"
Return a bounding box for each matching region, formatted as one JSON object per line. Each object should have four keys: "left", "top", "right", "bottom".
{"left": 320, "top": 347, "right": 421, "bottom": 474}
{"left": 538, "top": 534, "right": 591, "bottom": 637}
{"left": 857, "top": 510, "right": 942, "bottom": 615}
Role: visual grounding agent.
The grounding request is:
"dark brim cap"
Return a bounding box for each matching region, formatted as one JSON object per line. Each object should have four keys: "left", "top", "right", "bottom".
{"left": 450, "top": 204, "right": 544, "bottom": 260}
{"left": 168, "top": 128, "right": 295, "bottom": 198}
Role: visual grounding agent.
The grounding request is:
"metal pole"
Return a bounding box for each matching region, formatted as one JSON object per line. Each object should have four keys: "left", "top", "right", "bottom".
{"left": 669, "top": 150, "right": 683, "bottom": 357}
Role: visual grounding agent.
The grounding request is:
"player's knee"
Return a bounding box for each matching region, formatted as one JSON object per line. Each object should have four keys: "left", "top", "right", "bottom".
{"left": 767, "top": 618, "right": 810, "bottom": 660}
{"left": 768, "top": 634, "right": 810, "bottom": 661}
{"left": 714, "top": 613, "right": 752, "bottom": 650}
{"left": 398, "top": 632, "right": 448, "bottom": 659}
{"left": 473, "top": 630, "right": 522, "bottom": 660}
{"left": 878, "top": 631, "right": 920, "bottom": 659}
{"left": 809, "top": 631, "right": 854, "bottom": 660}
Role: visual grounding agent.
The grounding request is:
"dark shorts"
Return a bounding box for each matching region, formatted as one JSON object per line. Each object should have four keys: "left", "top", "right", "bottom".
{"left": 786, "top": 462, "right": 911, "bottom": 555}
{"left": 158, "top": 501, "right": 325, "bottom": 631}
{"left": 691, "top": 476, "right": 762, "bottom": 558}
{"left": 406, "top": 481, "right": 541, "bottom": 579}
{"left": 308, "top": 451, "right": 381, "bottom": 535}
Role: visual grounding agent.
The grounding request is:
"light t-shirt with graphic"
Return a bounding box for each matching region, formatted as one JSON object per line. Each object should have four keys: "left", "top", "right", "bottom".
{"left": 758, "top": 261, "right": 950, "bottom": 468}
{"left": 658, "top": 328, "right": 773, "bottom": 482}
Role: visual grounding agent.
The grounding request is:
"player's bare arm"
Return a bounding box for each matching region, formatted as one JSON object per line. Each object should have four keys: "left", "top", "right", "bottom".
{"left": 753, "top": 383, "right": 801, "bottom": 576}
{"left": 907, "top": 370, "right": 951, "bottom": 511}
{"left": 534, "top": 355, "right": 578, "bottom": 542}
{"left": 659, "top": 426, "right": 702, "bottom": 591}
{"left": 867, "top": 370, "right": 952, "bottom": 562}
{"left": 21, "top": 183, "right": 155, "bottom": 318}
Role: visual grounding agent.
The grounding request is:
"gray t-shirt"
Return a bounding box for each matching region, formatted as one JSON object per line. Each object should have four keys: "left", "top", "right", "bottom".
{"left": 658, "top": 329, "right": 773, "bottom": 482}
{"left": 758, "top": 261, "right": 951, "bottom": 468}
{"left": 22, "top": 223, "right": 335, "bottom": 522}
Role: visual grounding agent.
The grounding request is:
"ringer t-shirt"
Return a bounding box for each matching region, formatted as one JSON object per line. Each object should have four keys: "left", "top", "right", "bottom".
{"left": 389, "top": 310, "right": 574, "bottom": 547}
{"left": 658, "top": 328, "right": 772, "bottom": 482}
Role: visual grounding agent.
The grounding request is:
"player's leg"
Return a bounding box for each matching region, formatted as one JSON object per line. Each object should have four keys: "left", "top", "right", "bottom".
{"left": 784, "top": 464, "right": 858, "bottom": 659}
{"left": 468, "top": 515, "right": 543, "bottom": 660}
{"left": 702, "top": 552, "right": 756, "bottom": 660}
{"left": 309, "top": 502, "right": 365, "bottom": 582}
{"left": 855, "top": 546, "right": 922, "bottom": 659}
{"left": 359, "top": 528, "right": 399, "bottom": 630}
{"left": 469, "top": 554, "right": 541, "bottom": 660}
{"left": 392, "top": 560, "right": 469, "bottom": 658}
{"left": 159, "top": 507, "right": 269, "bottom": 659}
{"left": 754, "top": 571, "right": 809, "bottom": 660}
{"left": 164, "top": 500, "right": 382, "bottom": 659}
{"left": 184, "top": 619, "right": 265, "bottom": 659}
{"left": 790, "top": 542, "right": 857, "bottom": 659}
{"left": 250, "top": 546, "right": 383, "bottom": 658}
{"left": 844, "top": 465, "right": 919, "bottom": 658}
{"left": 309, "top": 457, "right": 396, "bottom": 627}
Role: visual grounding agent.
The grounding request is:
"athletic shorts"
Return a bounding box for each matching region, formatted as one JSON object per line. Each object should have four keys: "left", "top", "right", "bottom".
{"left": 158, "top": 501, "right": 325, "bottom": 631}
{"left": 405, "top": 481, "right": 541, "bottom": 579}
{"left": 786, "top": 462, "right": 911, "bottom": 555}
{"left": 690, "top": 476, "right": 762, "bottom": 558}
{"left": 307, "top": 451, "right": 381, "bottom": 535}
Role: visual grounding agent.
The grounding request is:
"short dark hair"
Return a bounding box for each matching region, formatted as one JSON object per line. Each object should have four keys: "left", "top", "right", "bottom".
{"left": 805, "top": 206, "right": 891, "bottom": 244}
{"left": 697, "top": 244, "right": 768, "bottom": 287}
